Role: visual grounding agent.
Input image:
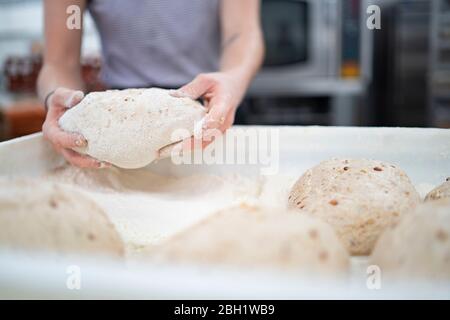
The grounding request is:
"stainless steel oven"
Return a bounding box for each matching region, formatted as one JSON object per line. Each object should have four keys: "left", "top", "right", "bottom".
{"left": 250, "top": 0, "right": 365, "bottom": 97}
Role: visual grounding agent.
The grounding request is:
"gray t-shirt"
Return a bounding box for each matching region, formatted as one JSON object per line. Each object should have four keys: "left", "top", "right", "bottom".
{"left": 88, "top": 0, "right": 221, "bottom": 89}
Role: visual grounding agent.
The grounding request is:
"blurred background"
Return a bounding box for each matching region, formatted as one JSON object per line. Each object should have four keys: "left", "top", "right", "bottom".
{"left": 0, "top": 0, "right": 449, "bottom": 142}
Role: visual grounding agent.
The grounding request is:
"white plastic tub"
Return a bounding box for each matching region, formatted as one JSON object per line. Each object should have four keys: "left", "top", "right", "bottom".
{"left": 0, "top": 126, "right": 449, "bottom": 299}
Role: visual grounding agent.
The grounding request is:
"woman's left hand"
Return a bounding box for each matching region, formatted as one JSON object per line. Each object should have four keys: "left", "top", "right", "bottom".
{"left": 170, "top": 71, "right": 247, "bottom": 149}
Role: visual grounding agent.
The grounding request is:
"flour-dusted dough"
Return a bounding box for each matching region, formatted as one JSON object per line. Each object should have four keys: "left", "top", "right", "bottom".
{"left": 59, "top": 88, "right": 206, "bottom": 169}
{"left": 288, "top": 158, "right": 420, "bottom": 255}
{"left": 149, "top": 204, "right": 349, "bottom": 275}
{"left": 370, "top": 200, "right": 450, "bottom": 280}
{"left": 0, "top": 178, "right": 124, "bottom": 258}
{"left": 425, "top": 178, "right": 450, "bottom": 202}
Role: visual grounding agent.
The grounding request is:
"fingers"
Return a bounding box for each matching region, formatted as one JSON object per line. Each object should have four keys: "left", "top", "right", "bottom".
{"left": 60, "top": 148, "right": 109, "bottom": 169}
{"left": 46, "top": 88, "right": 84, "bottom": 122}
{"left": 43, "top": 87, "right": 106, "bottom": 169}
{"left": 170, "top": 74, "right": 214, "bottom": 100}
{"left": 44, "top": 123, "right": 107, "bottom": 169}
{"left": 169, "top": 73, "right": 238, "bottom": 153}
{"left": 51, "top": 88, "right": 84, "bottom": 109}
{"left": 202, "top": 91, "right": 237, "bottom": 133}
{"left": 54, "top": 130, "right": 87, "bottom": 149}
{"left": 43, "top": 87, "right": 88, "bottom": 150}
{"left": 43, "top": 121, "right": 87, "bottom": 149}
{"left": 157, "top": 140, "right": 183, "bottom": 160}
{"left": 179, "top": 136, "right": 214, "bottom": 153}
{"left": 65, "top": 90, "right": 84, "bottom": 108}
{"left": 169, "top": 73, "right": 234, "bottom": 132}
{"left": 203, "top": 101, "right": 228, "bottom": 130}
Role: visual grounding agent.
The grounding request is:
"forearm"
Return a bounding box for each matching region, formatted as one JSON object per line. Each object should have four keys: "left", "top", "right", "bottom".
{"left": 38, "top": 0, "right": 86, "bottom": 102}
{"left": 219, "top": 28, "right": 264, "bottom": 89}
{"left": 37, "top": 63, "right": 85, "bottom": 102}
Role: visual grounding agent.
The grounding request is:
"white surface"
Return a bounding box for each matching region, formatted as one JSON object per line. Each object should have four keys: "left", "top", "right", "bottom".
{"left": 0, "top": 126, "right": 450, "bottom": 299}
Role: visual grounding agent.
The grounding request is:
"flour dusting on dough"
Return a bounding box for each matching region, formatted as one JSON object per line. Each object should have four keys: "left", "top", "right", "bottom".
{"left": 45, "top": 165, "right": 264, "bottom": 256}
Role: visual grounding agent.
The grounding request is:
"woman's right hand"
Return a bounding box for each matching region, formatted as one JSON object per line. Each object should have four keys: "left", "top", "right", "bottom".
{"left": 42, "top": 87, "right": 108, "bottom": 168}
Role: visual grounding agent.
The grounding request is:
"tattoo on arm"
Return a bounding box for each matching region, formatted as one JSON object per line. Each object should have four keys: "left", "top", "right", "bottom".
{"left": 222, "top": 32, "right": 241, "bottom": 50}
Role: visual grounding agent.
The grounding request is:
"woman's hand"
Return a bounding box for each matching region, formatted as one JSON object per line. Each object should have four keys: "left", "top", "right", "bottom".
{"left": 170, "top": 71, "right": 247, "bottom": 149}
{"left": 42, "top": 87, "right": 108, "bottom": 168}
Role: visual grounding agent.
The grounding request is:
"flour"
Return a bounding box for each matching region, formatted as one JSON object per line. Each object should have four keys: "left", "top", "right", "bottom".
{"left": 45, "top": 165, "right": 263, "bottom": 256}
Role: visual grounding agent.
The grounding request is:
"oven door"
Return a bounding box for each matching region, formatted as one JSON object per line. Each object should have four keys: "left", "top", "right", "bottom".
{"left": 250, "top": 0, "right": 340, "bottom": 96}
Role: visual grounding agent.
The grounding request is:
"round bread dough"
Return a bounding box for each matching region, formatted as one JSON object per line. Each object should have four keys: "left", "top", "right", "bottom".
{"left": 425, "top": 178, "right": 450, "bottom": 202}
{"left": 288, "top": 158, "right": 420, "bottom": 255}
{"left": 59, "top": 88, "right": 205, "bottom": 169}
{"left": 0, "top": 179, "right": 124, "bottom": 258}
{"left": 149, "top": 204, "right": 349, "bottom": 275}
{"left": 370, "top": 200, "right": 450, "bottom": 280}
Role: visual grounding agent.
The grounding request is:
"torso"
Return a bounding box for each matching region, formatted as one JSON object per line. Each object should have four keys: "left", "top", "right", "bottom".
{"left": 88, "top": 0, "right": 221, "bottom": 89}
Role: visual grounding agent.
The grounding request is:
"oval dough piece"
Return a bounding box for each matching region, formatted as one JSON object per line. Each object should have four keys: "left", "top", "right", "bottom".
{"left": 425, "top": 179, "right": 450, "bottom": 202}
{"left": 288, "top": 158, "right": 420, "bottom": 255}
{"left": 59, "top": 88, "right": 205, "bottom": 169}
{"left": 0, "top": 179, "right": 124, "bottom": 258}
{"left": 370, "top": 200, "right": 450, "bottom": 280}
{"left": 149, "top": 204, "right": 349, "bottom": 276}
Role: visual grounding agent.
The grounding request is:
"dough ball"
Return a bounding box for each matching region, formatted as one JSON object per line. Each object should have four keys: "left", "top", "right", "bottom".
{"left": 59, "top": 88, "right": 205, "bottom": 169}
{"left": 370, "top": 200, "right": 450, "bottom": 280}
{"left": 425, "top": 178, "right": 450, "bottom": 202}
{"left": 0, "top": 179, "right": 124, "bottom": 258}
{"left": 150, "top": 204, "right": 349, "bottom": 275}
{"left": 288, "top": 158, "right": 420, "bottom": 255}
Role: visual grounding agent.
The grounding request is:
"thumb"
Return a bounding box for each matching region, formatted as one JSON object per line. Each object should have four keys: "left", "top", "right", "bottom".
{"left": 51, "top": 88, "right": 84, "bottom": 109}
{"left": 65, "top": 90, "right": 85, "bottom": 108}
{"left": 170, "top": 74, "right": 212, "bottom": 100}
